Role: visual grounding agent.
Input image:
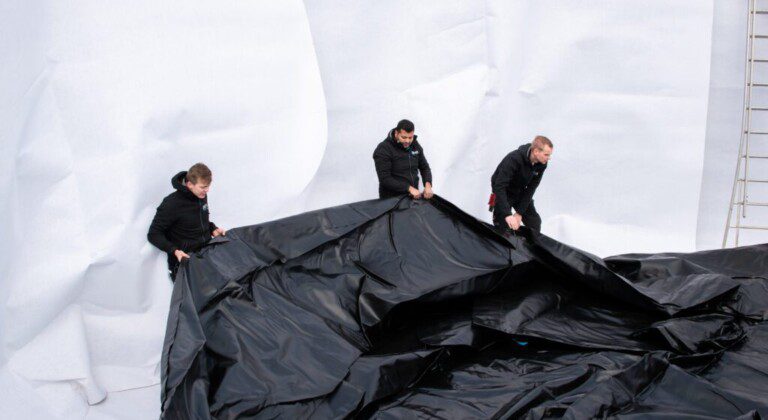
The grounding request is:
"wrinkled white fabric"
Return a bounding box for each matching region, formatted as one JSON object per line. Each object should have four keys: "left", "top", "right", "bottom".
{"left": 0, "top": 1, "right": 740, "bottom": 419}
{"left": 1, "top": 1, "right": 325, "bottom": 418}
{"left": 302, "top": 0, "right": 714, "bottom": 256}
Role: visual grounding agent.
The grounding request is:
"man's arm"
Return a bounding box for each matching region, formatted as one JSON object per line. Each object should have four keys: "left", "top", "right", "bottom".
{"left": 373, "top": 147, "right": 411, "bottom": 193}
{"left": 491, "top": 154, "right": 519, "bottom": 222}
{"left": 515, "top": 170, "right": 544, "bottom": 215}
{"left": 147, "top": 199, "right": 179, "bottom": 254}
{"left": 418, "top": 147, "right": 432, "bottom": 187}
{"left": 418, "top": 146, "right": 434, "bottom": 199}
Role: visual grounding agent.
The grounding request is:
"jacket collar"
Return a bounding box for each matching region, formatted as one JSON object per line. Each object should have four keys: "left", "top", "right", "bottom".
{"left": 172, "top": 171, "right": 203, "bottom": 202}
{"left": 387, "top": 128, "right": 418, "bottom": 149}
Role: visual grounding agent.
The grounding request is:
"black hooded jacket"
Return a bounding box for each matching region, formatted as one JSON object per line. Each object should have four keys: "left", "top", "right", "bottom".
{"left": 491, "top": 143, "right": 547, "bottom": 221}
{"left": 372, "top": 128, "right": 433, "bottom": 198}
{"left": 147, "top": 171, "right": 218, "bottom": 258}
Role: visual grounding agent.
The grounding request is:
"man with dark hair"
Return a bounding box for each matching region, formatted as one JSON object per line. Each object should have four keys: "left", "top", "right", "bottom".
{"left": 490, "top": 136, "right": 553, "bottom": 232}
{"left": 373, "top": 119, "right": 434, "bottom": 199}
{"left": 148, "top": 163, "right": 226, "bottom": 280}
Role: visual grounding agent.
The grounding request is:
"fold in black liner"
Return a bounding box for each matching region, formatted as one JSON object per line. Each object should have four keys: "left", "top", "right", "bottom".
{"left": 160, "top": 196, "right": 768, "bottom": 419}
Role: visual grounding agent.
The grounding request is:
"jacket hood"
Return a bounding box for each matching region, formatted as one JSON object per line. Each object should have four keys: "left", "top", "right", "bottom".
{"left": 516, "top": 143, "right": 531, "bottom": 159}
{"left": 171, "top": 171, "right": 200, "bottom": 201}
{"left": 387, "top": 128, "right": 419, "bottom": 149}
{"left": 517, "top": 143, "right": 546, "bottom": 167}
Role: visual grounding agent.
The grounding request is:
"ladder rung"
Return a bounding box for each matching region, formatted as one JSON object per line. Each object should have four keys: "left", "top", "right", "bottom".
{"left": 749, "top": 58, "right": 768, "bottom": 62}
{"left": 749, "top": 83, "right": 768, "bottom": 87}
{"left": 737, "top": 178, "right": 768, "bottom": 183}
{"left": 753, "top": 35, "right": 768, "bottom": 39}
{"left": 747, "top": 107, "right": 768, "bottom": 111}
{"left": 735, "top": 201, "right": 768, "bottom": 206}
{"left": 729, "top": 225, "right": 768, "bottom": 230}
{"left": 741, "top": 154, "right": 768, "bottom": 158}
{"left": 745, "top": 131, "right": 768, "bottom": 135}
{"left": 753, "top": 10, "right": 768, "bottom": 14}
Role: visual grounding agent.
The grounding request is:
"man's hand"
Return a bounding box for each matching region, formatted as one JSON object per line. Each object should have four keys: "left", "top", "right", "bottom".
{"left": 212, "top": 227, "right": 227, "bottom": 237}
{"left": 408, "top": 186, "right": 422, "bottom": 199}
{"left": 174, "top": 249, "right": 190, "bottom": 262}
{"left": 423, "top": 183, "right": 434, "bottom": 200}
{"left": 505, "top": 214, "right": 523, "bottom": 231}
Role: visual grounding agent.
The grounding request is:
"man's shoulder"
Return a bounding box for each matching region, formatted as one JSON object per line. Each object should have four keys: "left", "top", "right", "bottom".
{"left": 373, "top": 139, "right": 392, "bottom": 154}
{"left": 502, "top": 149, "right": 522, "bottom": 164}
{"left": 159, "top": 190, "right": 184, "bottom": 207}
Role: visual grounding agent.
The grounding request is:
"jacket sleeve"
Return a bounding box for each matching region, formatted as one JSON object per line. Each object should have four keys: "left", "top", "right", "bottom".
{"left": 491, "top": 154, "right": 518, "bottom": 221}
{"left": 373, "top": 146, "right": 411, "bottom": 193}
{"left": 418, "top": 146, "right": 433, "bottom": 186}
{"left": 147, "top": 198, "right": 179, "bottom": 254}
{"left": 515, "top": 169, "right": 544, "bottom": 215}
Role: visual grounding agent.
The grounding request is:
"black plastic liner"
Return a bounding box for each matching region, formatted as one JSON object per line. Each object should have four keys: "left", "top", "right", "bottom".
{"left": 160, "top": 196, "right": 768, "bottom": 419}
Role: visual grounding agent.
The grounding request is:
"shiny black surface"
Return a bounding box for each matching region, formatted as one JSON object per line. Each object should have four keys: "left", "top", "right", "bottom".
{"left": 161, "top": 196, "right": 768, "bottom": 419}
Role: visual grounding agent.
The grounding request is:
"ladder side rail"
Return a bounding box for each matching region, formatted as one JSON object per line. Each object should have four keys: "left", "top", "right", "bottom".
{"left": 725, "top": 0, "right": 757, "bottom": 247}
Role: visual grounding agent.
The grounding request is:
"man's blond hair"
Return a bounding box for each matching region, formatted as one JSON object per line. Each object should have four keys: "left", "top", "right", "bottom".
{"left": 532, "top": 135, "right": 553, "bottom": 151}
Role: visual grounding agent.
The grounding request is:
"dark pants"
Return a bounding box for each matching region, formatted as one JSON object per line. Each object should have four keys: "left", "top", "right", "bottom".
{"left": 168, "top": 254, "right": 179, "bottom": 282}
{"left": 494, "top": 201, "right": 541, "bottom": 232}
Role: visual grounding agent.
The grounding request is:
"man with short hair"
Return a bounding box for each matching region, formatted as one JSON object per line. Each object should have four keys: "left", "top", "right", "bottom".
{"left": 491, "top": 136, "right": 553, "bottom": 232}
{"left": 373, "top": 119, "right": 434, "bottom": 199}
{"left": 148, "top": 163, "right": 226, "bottom": 280}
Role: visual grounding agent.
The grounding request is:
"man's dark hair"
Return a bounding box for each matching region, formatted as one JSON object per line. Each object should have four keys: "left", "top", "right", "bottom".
{"left": 395, "top": 119, "right": 415, "bottom": 133}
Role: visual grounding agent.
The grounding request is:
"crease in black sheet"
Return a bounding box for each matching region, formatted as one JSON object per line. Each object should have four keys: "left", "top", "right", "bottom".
{"left": 160, "top": 195, "right": 768, "bottom": 419}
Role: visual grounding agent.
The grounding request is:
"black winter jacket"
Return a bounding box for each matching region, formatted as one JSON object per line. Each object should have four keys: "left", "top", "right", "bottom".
{"left": 147, "top": 171, "right": 218, "bottom": 259}
{"left": 491, "top": 144, "right": 547, "bottom": 221}
{"left": 372, "top": 128, "right": 433, "bottom": 198}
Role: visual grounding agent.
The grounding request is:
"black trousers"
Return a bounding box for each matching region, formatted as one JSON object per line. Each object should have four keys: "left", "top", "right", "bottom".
{"left": 494, "top": 201, "right": 541, "bottom": 232}
{"left": 168, "top": 254, "right": 180, "bottom": 282}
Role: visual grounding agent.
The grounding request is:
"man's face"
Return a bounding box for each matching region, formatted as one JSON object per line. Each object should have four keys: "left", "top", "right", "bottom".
{"left": 533, "top": 146, "right": 553, "bottom": 164}
{"left": 394, "top": 129, "right": 414, "bottom": 148}
{"left": 186, "top": 180, "right": 211, "bottom": 199}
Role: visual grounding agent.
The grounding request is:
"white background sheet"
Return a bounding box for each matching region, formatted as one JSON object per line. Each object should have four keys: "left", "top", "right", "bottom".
{"left": 1, "top": 1, "right": 326, "bottom": 418}
{"left": 0, "top": 1, "right": 759, "bottom": 419}
{"left": 303, "top": 0, "right": 714, "bottom": 257}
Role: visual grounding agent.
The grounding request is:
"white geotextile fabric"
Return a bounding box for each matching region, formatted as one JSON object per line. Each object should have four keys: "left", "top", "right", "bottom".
{"left": 0, "top": 1, "right": 326, "bottom": 417}
{"left": 301, "top": 0, "right": 714, "bottom": 257}
{"left": 0, "top": 1, "right": 726, "bottom": 418}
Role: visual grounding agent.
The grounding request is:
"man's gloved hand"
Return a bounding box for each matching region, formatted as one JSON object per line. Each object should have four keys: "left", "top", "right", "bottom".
{"left": 174, "top": 249, "right": 190, "bottom": 262}
{"left": 505, "top": 213, "right": 523, "bottom": 231}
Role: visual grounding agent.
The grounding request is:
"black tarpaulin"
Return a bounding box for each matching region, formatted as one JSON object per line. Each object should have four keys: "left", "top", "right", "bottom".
{"left": 160, "top": 196, "right": 768, "bottom": 419}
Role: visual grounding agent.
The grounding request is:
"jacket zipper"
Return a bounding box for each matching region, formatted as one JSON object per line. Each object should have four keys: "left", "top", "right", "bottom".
{"left": 198, "top": 200, "right": 207, "bottom": 245}
{"left": 407, "top": 148, "right": 415, "bottom": 188}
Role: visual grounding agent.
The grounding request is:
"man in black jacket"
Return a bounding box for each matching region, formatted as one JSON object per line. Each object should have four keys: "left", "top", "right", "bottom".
{"left": 373, "top": 119, "right": 434, "bottom": 199}
{"left": 491, "top": 136, "right": 553, "bottom": 232}
{"left": 148, "top": 163, "right": 226, "bottom": 280}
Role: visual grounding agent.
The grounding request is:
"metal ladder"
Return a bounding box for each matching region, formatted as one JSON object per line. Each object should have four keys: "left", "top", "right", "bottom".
{"left": 723, "top": 0, "right": 768, "bottom": 247}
